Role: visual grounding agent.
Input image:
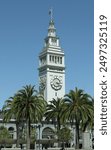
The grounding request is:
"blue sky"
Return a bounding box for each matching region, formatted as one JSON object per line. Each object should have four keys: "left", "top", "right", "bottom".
{"left": 0, "top": 0, "right": 94, "bottom": 109}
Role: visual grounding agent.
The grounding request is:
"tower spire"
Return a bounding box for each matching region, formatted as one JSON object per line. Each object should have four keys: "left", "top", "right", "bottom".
{"left": 47, "top": 8, "right": 56, "bottom": 38}
{"left": 49, "top": 8, "right": 53, "bottom": 21}
{"left": 44, "top": 9, "right": 60, "bottom": 47}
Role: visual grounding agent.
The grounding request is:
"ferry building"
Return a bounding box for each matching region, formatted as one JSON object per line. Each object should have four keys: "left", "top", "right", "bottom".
{"left": 0, "top": 12, "right": 93, "bottom": 150}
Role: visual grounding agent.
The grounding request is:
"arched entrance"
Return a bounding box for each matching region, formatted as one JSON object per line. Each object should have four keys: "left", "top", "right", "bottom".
{"left": 42, "top": 127, "right": 55, "bottom": 149}
{"left": 42, "top": 127, "right": 55, "bottom": 139}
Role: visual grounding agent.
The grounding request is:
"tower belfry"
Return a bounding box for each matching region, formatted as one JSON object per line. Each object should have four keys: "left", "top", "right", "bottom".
{"left": 38, "top": 11, "right": 65, "bottom": 102}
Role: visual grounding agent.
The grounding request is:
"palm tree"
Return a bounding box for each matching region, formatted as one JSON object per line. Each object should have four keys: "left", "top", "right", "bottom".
{"left": 45, "top": 98, "right": 65, "bottom": 132}
{"left": 13, "top": 85, "right": 46, "bottom": 150}
{"left": 2, "top": 85, "right": 46, "bottom": 149}
{"left": 64, "top": 87, "right": 94, "bottom": 149}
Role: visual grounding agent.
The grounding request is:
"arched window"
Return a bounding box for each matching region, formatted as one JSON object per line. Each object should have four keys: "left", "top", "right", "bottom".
{"left": 8, "top": 127, "right": 14, "bottom": 139}
{"left": 8, "top": 127, "right": 14, "bottom": 131}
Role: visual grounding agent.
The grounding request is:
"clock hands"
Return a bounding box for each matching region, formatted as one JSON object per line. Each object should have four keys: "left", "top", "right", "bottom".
{"left": 50, "top": 76, "right": 62, "bottom": 90}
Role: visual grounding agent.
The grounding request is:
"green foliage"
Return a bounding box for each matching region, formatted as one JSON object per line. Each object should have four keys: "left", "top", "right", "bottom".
{"left": 57, "top": 127, "right": 73, "bottom": 142}
{"left": 0, "top": 126, "right": 11, "bottom": 139}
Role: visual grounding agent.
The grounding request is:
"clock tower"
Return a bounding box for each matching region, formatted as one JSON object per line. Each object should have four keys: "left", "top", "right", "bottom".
{"left": 38, "top": 12, "right": 65, "bottom": 102}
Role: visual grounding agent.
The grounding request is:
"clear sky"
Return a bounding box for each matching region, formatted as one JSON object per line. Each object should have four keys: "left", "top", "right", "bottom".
{"left": 0, "top": 0, "right": 94, "bottom": 109}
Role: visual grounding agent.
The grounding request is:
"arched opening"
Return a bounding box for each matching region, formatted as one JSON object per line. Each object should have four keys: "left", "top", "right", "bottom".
{"left": 8, "top": 127, "right": 14, "bottom": 131}
{"left": 8, "top": 127, "right": 14, "bottom": 139}
{"left": 42, "top": 127, "right": 55, "bottom": 139}
{"left": 42, "top": 127, "right": 55, "bottom": 149}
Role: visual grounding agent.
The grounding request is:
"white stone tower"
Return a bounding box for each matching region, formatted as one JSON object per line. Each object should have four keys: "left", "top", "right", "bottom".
{"left": 38, "top": 11, "right": 65, "bottom": 102}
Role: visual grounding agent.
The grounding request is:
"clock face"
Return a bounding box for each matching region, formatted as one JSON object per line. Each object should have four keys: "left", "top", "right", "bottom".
{"left": 50, "top": 76, "right": 62, "bottom": 91}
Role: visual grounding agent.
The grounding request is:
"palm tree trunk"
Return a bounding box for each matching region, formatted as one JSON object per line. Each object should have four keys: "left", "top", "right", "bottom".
{"left": 57, "top": 116, "right": 61, "bottom": 147}
{"left": 75, "top": 121, "right": 80, "bottom": 149}
{"left": 57, "top": 116, "right": 61, "bottom": 131}
{"left": 16, "top": 122, "right": 19, "bottom": 148}
{"left": 26, "top": 118, "right": 30, "bottom": 150}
